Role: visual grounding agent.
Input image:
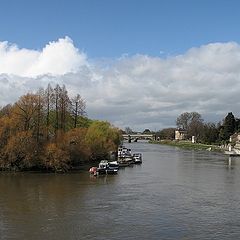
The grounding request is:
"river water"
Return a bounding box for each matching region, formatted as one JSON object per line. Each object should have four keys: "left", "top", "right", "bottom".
{"left": 1, "top": 142, "right": 240, "bottom": 239}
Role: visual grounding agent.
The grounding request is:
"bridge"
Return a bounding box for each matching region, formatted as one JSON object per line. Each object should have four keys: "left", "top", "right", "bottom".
{"left": 122, "top": 134, "right": 156, "bottom": 142}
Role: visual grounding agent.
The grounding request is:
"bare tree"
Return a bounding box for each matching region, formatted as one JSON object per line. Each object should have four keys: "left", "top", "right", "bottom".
{"left": 176, "top": 112, "right": 203, "bottom": 138}
{"left": 44, "top": 83, "right": 54, "bottom": 139}
{"left": 71, "top": 94, "right": 86, "bottom": 128}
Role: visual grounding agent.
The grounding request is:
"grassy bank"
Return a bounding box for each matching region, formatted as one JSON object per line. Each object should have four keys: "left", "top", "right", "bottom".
{"left": 150, "top": 140, "right": 223, "bottom": 152}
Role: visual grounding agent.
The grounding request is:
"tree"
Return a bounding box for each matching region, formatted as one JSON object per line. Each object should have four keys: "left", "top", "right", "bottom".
{"left": 235, "top": 118, "right": 240, "bottom": 132}
{"left": 176, "top": 112, "right": 203, "bottom": 138}
{"left": 66, "top": 128, "right": 90, "bottom": 164}
{"left": 157, "top": 128, "right": 175, "bottom": 140}
{"left": 125, "top": 127, "right": 133, "bottom": 134}
{"left": 219, "top": 112, "right": 236, "bottom": 141}
{"left": 13, "top": 93, "right": 39, "bottom": 131}
{"left": 43, "top": 143, "right": 70, "bottom": 172}
{"left": 59, "top": 85, "right": 70, "bottom": 131}
{"left": 200, "top": 122, "right": 219, "bottom": 144}
{"left": 188, "top": 112, "right": 204, "bottom": 138}
{"left": 85, "top": 121, "right": 121, "bottom": 160}
{"left": 143, "top": 129, "right": 151, "bottom": 134}
{"left": 44, "top": 83, "right": 54, "bottom": 139}
{"left": 176, "top": 112, "right": 192, "bottom": 130}
{"left": 71, "top": 94, "right": 86, "bottom": 128}
{"left": 1, "top": 131, "right": 39, "bottom": 170}
{"left": 53, "top": 84, "right": 61, "bottom": 133}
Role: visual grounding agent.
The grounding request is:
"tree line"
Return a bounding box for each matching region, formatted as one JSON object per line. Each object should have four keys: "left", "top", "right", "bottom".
{"left": 0, "top": 84, "right": 121, "bottom": 172}
{"left": 157, "top": 111, "right": 240, "bottom": 144}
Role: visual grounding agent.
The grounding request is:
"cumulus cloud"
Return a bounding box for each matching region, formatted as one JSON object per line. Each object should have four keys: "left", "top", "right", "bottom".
{"left": 0, "top": 38, "right": 240, "bottom": 131}
{"left": 0, "top": 36, "right": 87, "bottom": 77}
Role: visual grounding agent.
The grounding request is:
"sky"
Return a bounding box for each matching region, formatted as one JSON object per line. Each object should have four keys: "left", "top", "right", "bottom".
{"left": 0, "top": 0, "right": 240, "bottom": 131}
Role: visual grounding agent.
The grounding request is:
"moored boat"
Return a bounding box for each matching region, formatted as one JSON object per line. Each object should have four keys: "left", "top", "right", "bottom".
{"left": 108, "top": 161, "right": 119, "bottom": 170}
{"left": 133, "top": 153, "right": 142, "bottom": 164}
{"left": 89, "top": 166, "right": 98, "bottom": 176}
{"left": 90, "top": 160, "right": 119, "bottom": 175}
{"left": 118, "top": 146, "right": 132, "bottom": 158}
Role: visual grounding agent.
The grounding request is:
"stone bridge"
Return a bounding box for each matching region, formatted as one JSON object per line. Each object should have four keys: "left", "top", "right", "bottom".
{"left": 122, "top": 134, "right": 156, "bottom": 142}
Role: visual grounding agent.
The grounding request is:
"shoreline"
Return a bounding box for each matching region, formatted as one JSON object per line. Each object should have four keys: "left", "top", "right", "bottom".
{"left": 149, "top": 140, "right": 224, "bottom": 153}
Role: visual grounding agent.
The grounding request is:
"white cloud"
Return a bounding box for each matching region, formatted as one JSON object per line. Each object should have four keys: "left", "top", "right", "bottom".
{"left": 0, "top": 36, "right": 87, "bottom": 77}
{"left": 0, "top": 38, "right": 240, "bottom": 131}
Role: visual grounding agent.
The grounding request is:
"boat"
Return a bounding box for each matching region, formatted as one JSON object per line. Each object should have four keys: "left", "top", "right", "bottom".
{"left": 97, "top": 160, "right": 118, "bottom": 175}
{"left": 108, "top": 161, "right": 119, "bottom": 170}
{"left": 133, "top": 153, "right": 142, "bottom": 164}
{"left": 98, "top": 160, "right": 109, "bottom": 169}
{"left": 89, "top": 166, "right": 98, "bottom": 176}
{"left": 117, "top": 158, "right": 132, "bottom": 167}
{"left": 118, "top": 146, "right": 132, "bottom": 158}
{"left": 117, "top": 145, "right": 134, "bottom": 165}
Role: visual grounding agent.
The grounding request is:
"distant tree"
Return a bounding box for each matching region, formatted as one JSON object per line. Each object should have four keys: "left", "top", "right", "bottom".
{"left": 176, "top": 112, "right": 192, "bottom": 130}
{"left": 188, "top": 112, "right": 204, "bottom": 138}
{"left": 235, "top": 118, "right": 240, "bottom": 132}
{"left": 125, "top": 127, "right": 133, "bottom": 134}
{"left": 0, "top": 104, "right": 12, "bottom": 117}
{"left": 219, "top": 112, "right": 236, "bottom": 141}
{"left": 157, "top": 128, "right": 175, "bottom": 140}
{"left": 200, "top": 122, "right": 219, "bottom": 144}
{"left": 176, "top": 112, "right": 204, "bottom": 138}
{"left": 143, "top": 129, "right": 151, "bottom": 134}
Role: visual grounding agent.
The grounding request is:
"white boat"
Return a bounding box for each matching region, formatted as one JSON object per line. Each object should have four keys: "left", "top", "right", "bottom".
{"left": 98, "top": 160, "right": 109, "bottom": 169}
{"left": 133, "top": 153, "right": 142, "bottom": 164}
{"left": 97, "top": 160, "right": 118, "bottom": 174}
{"left": 118, "top": 146, "right": 132, "bottom": 158}
{"left": 108, "top": 161, "right": 119, "bottom": 170}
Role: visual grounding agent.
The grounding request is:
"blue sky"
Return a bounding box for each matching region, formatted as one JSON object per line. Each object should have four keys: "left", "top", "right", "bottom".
{"left": 1, "top": 0, "right": 240, "bottom": 130}
{"left": 1, "top": 0, "right": 240, "bottom": 58}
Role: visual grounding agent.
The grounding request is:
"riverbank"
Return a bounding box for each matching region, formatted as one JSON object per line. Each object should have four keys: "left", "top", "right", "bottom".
{"left": 150, "top": 140, "right": 223, "bottom": 152}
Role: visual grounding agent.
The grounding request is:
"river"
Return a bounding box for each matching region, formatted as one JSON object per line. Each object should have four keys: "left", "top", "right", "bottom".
{"left": 1, "top": 141, "right": 240, "bottom": 239}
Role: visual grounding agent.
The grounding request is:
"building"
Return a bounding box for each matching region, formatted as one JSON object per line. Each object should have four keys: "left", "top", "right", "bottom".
{"left": 175, "top": 128, "right": 187, "bottom": 140}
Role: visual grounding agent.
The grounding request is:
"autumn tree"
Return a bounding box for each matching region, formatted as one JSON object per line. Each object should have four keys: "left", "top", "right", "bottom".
{"left": 13, "top": 93, "right": 40, "bottom": 132}
{"left": 44, "top": 83, "right": 54, "bottom": 139}
{"left": 66, "top": 128, "right": 90, "bottom": 164}
{"left": 43, "top": 143, "right": 70, "bottom": 172}
{"left": 71, "top": 94, "right": 86, "bottom": 128}
{"left": 1, "top": 131, "right": 39, "bottom": 170}
{"left": 85, "top": 121, "right": 121, "bottom": 160}
{"left": 53, "top": 84, "right": 61, "bottom": 134}
{"left": 0, "top": 84, "right": 126, "bottom": 172}
{"left": 59, "top": 85, "right": 71, "bottom": 131}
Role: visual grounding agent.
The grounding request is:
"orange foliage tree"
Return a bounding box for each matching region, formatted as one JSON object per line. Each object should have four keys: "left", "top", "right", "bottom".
{"left": 0, "top": 84, "right": 121, "bottom": 172}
